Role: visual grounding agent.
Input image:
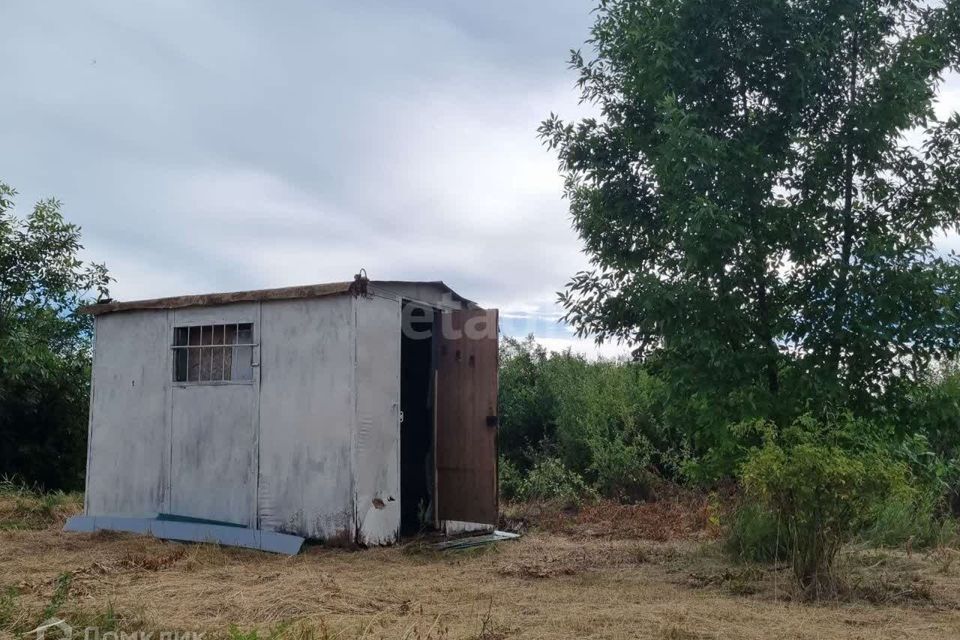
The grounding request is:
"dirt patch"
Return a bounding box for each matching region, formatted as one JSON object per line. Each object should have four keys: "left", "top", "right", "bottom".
{"left": 505, "top": 488, "right": 718, "bottom": 542}
{"left": 497, "top": 538, "right": 650, "bottom": 579}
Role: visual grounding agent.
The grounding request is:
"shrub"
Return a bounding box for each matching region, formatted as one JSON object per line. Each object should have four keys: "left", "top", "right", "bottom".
{"left": 518, "top": 457, "right": 596, "bottom": 506}
{"left": 682, "top": 416, "right": 771, "bottom": 486}
{"left": 898, "top": 364, "right": 960, "bottom": 462}
{"left": 498, "top": 456, "right": 523, "bottom": 501}
{"left": 858, "top": 434, "right": 960, "bottom": 549}
{"left": 497, "top": 337, "right": 559, "bottom": 471}
{"left": 725, "top": 502, "right": 788, "bottom": 564}
{"left": 738, "top": 413, "right": 910, "bottom": 598}
{"left": 498, "top": 336, "right": 669, "bottom": 500}
{"left": 860, "top": 492, "right": 957, "bottom": 549}
{"left": 552, "top": 359, "right": 663, "bottom": 500}
{"left": 585, "top": 432, "right": 654, "bottom": 502}
{"left": 895, "top": 433, "right": 960, "bottom": 516}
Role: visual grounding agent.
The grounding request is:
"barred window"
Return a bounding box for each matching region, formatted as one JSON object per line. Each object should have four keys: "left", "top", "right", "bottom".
{"left": 173, "top": 323, "right": 254, "bottom": 383}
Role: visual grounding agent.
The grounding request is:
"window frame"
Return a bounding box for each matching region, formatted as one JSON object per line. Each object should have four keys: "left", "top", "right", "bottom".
{"left": 171, "top": 322, "right": 257, "bottom": 386}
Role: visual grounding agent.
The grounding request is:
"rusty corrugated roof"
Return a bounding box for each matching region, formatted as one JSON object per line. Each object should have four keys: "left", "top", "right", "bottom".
{"left": 81, "top": 280, "right": 473, "bottom": 315}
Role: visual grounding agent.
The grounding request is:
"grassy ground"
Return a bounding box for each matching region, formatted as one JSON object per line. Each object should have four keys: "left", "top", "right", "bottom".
{"left": 0, "top": 480, "right": 83, "bottom": 532}
{"left": 1, "top": 488, "right": 959, "bottom": 639}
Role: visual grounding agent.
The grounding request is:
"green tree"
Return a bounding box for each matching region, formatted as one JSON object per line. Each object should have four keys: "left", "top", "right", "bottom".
{"left": 0, "top": 182, "right": 110, "bottom": 489}
{"left": 541, "top": 0, "right": 960, "bottom": 412}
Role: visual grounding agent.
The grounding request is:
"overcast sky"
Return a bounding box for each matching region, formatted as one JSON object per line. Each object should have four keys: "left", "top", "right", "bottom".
{"left": 1, "top": 1, "right": 624, "bottom": 355}
{"left": 3, "top": 2, "right": 959, "bottom": 359}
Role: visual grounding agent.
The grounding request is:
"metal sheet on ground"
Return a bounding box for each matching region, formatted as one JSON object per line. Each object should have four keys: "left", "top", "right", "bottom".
{"left": 433, "top": 530, "right": 520, "bottom": 550}
{"left": 63, "top": 515, "right": 304, "bottom": 555}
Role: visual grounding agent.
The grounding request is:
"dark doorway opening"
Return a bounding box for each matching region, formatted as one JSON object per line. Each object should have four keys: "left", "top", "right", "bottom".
{"left": 400, "top": 302, "right": 436, "bottom": 536}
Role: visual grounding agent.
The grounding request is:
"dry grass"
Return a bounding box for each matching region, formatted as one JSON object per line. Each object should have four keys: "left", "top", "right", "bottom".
{"left": 2, "top": 495, "right": 960, "bottom": 639}
{"left": 0, "top": 482, "right": 82, "bottom": 532}
{"left": 502, "top": 489, "right": 721, "bottom": 542}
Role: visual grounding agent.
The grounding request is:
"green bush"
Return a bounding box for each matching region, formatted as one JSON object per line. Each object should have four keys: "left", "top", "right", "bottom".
{"left": 497, "top": 334, "right": 960, "bottom": 551}
{"left": 738, "top": 413, "right": 911, "bottom": 598}
{"left": 725, "top": 502, "right": 789, "bottom": 564}
{"left": 517, "top": 457, "right": 596, "bottom": 506}
{"left": 551, "top": 357, "right": 661, "bottom": 500}
{"left": 860, "top": 492, "right": 957, "bottom": 549}
{"left": 897, "top": 365, "right": 960, "bottom": 462}
{"left": 891, "top": 368, "right": 960, "bottom": 514}
{"left": 857, "top": 433, "right": 959, "bottom": 548}
{"left": 682, "top": 416, "right": 771, "bottom": 486}
{"left": 498, "top": 336, "right": 670, "bottom": 500}
{"left": 584, "top": 431, "right": 654, "bottom": 502}
{"left": 498, "top": 456, "right": 523, "bottom": 501}
{"left": 497, "top": 337, "right": 559, "bottom": 471}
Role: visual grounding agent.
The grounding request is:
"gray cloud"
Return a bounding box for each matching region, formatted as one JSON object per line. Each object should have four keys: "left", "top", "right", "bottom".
{"left": 1, "top": 0, "right": 599, "bottom": 346}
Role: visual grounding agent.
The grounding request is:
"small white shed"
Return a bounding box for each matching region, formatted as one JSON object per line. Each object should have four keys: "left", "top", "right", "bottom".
{"left": 76, "top": 276, "right": 499, "bottom": 547}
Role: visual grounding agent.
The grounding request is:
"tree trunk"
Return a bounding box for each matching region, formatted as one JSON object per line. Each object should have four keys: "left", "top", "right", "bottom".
{"left": 757, "top": 276, "right": 780, "bottom": 394}
{"left": 739, "top": 78, "right": 780, "bottom": 395}
{"left": 828, "top": 23, "right": 861, "bottom": 379}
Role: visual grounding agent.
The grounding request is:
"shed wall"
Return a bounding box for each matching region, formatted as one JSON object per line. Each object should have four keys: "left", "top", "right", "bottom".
{"left": 84, "top": 292, "right": 416, "bottom": 544}
{"left": 353, "top": 295, "right": 402, "bottom": 545}
{"left": 85, "top": 311, "right": 171, "bottom": 516}
{"left": 257, "top": 296, "right": 356, "bottom": 539}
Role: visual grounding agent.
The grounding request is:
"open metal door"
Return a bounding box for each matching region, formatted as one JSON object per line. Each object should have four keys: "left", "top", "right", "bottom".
{"left": 435, "top": 308, "right": 499, "bottom": 525}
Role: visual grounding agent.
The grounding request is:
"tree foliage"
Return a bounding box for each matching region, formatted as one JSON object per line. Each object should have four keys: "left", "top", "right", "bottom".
{"left": 541, "top": 0, "right": 960, "bottom": 408}
{"left": 0, "top": 182, "right": 110, "bottom": 489}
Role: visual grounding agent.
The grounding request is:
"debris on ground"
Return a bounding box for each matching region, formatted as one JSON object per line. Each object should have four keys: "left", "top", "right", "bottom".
{"left": 433, "top": 530, "right": 520, "bottom": 551}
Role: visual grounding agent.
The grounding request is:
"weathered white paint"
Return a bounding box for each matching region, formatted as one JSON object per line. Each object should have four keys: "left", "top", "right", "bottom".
{"left": 83, "top": 288, "right": 468, "bottom": 545}
{"left": 86, "top": 310, "right": 171, "bottom": 516}
{"left": 169, "top": 384, "right": 256, "bottom": 525}
{"left": 257, "top": 296, "right": 356, "bottom": 539}
{"left": 353, "top": 294, "right": 402, "bottom": 545}
{"left": 169, "top": 304, "right": 259, "bottom": 526}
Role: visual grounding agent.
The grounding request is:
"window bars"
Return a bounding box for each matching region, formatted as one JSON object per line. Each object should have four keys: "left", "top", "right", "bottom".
{"left": 173, "top": 323, "right": 255, "bottom": 383}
